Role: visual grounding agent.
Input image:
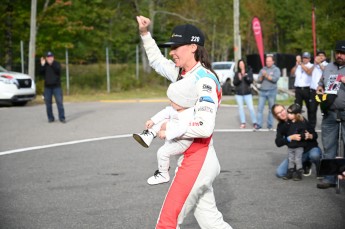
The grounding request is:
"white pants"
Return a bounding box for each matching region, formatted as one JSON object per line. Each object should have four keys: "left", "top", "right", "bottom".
{"left": 157, "top": 139, "right": 193, "bottom": 172}
{"left": 156, "top": 138, "right": 232, "bottom": 229}
{"left": 151, "top": 119, "right": 193, "bottom": 173}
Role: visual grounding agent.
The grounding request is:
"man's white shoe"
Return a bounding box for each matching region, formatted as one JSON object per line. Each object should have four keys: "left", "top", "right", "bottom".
{"left": 133, "top": 130, "right": 155, "bottom": 148}
{"left": 147, "top": 170, "right": 170, "bottom": 185}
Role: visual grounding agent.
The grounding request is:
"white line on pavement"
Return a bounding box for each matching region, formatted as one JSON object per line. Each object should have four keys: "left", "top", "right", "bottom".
{"left": 0, "top": 128, "right": 320, "bottom": 156}
{"left": 0, "top": 134, "right": 131, "bottom": 156}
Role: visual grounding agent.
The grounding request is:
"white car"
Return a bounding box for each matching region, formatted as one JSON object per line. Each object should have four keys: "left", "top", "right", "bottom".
{"left": 0, "top": 66, "right": 36, "bottom": 105}
{"left": 212, "top": 61, "right": 235, "bottom": 95}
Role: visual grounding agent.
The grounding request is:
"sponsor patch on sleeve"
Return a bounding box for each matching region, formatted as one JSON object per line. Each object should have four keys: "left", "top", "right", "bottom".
{"left": 202, "top": 84, "right": 212, "bottom": 93}
{"left": 198, "top": 106, "right": 213, "bottom": 113}
{"left": 199, "top": 96, "right": 215, "bottom": 104}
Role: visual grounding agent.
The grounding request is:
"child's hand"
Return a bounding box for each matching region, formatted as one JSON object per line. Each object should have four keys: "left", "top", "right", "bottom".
{"left": 289, "top": 134, "right": 301, "bottom": 141}
{"left": 145, "top": 120, "right": 154, "bottom": 129}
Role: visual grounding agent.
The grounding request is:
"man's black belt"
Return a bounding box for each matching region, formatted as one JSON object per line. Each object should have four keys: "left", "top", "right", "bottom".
{"left": 295, "top": 86, "right": 310, "bottom": 90}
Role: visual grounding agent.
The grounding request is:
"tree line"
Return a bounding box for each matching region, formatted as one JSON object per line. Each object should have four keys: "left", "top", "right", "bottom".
{"left": 0, "top": 0, "right": 343, "bottom": 72}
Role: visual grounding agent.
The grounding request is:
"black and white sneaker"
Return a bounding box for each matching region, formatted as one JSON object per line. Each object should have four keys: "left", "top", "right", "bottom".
{"left": 302, "top": 161, "right": 312, "bottom": 177}
{"left": 133, "top": 130, "right": 155, "bottom": 148}
{"left": 147, "top": 170, "right": 170, "bottom": 185}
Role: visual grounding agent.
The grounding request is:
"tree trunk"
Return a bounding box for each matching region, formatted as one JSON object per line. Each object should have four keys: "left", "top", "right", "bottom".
{"left": 5, "top": 1, "right": 13, "bottom": 70}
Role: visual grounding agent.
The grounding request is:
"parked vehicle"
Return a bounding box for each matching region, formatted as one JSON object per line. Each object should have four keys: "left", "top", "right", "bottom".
{"left": 0, "top": 66, "right": 36, "bottom": 106}
{"left": 212, "top": 61, "right": 235, "bottom": 95}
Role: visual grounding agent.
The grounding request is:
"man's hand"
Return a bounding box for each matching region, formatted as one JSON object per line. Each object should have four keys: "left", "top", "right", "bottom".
{"left": 316, "top": 86, "right": 324, "bottom": 95}
{"left": 341, "top": 75, "right": 345, "bottom": 83}
{"left": 296, "top": 55, "right": 301, "bottom": 64}
{"left": 40, "top": 57, "right": 46, "bottom": 66}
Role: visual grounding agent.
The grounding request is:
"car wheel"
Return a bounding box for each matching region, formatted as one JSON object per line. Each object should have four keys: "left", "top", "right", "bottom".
{"left": 13, "top": 101, "right": 28, "bottom": 106}
{"left": 222, "top": 80, "right": 233, "bottom": 95}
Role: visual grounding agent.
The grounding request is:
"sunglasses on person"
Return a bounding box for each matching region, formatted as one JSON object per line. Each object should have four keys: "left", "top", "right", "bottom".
{"left": 275, "top": 108, "right": 285, "bottom": 116}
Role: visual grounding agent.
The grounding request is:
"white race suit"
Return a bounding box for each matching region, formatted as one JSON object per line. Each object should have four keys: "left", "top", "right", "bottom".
{"left": 141, "top": 32, "right": 232, "bottom": 229}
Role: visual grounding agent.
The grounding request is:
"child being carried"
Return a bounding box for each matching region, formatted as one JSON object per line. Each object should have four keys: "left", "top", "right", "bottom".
{"left": 133, "top": 80, "right": 197, "bottom": 185}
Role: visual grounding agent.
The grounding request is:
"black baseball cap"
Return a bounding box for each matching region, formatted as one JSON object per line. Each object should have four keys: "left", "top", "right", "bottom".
{"left": 287, "top": 103, "right": 304, "bottom": 114}
{"left": 46, "top": 51, "right": 54, "bottom": 57}
{"left": 159, "top": 24, "right": 205, "bottom": 48}
{"left": 335, "top": 40, "right": 345, "bottom": 52}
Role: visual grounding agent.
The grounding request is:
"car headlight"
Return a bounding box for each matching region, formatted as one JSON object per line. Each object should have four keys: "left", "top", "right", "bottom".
{"left": 0, "top": 75, "right": 19, "bottom": 87}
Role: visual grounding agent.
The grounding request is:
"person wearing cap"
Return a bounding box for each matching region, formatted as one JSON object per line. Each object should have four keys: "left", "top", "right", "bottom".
{"left": 279, "top": 104, "right": 314, "bottom": 181}
{"left": 136, "top": 15, "right": 232, "bottom": 229}
{"left": 316, "top": 40, "right": 345, "bottom": 189}
{"left": 255, "top": 55, "right": 281, "bottom": 130}
{"left": 309, "top": 51, "right": 328, "bottom": 128}
{"left": 291, "top": 52, "right": 313, "bottom": 125}
{"left": 133, "top": 80, "right": 197, "bottom": 185}
{"left": 272, "top": 104, "right": 321, "bottom": 179}
{"left": 40, "top": 51, "right": 66, "bottom": 123}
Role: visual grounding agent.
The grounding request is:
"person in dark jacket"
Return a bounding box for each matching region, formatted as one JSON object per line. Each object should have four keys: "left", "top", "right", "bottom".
{"left": 233, "top": 59, "right": 258, "bottom": 129}
{"left": 272, "top": 104, "right": 321, "bottom": 178}
{"left": 40, "top": 51, "right": 66, "bottom": 123}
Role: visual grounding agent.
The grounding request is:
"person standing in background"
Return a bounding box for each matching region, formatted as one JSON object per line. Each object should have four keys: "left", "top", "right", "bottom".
{"left": 233, "top": 59, "right": 258, "bottom": 129}
{"left": 316, "top": 40, "right": 345, "bottom": 189}
{"left": 255, "top": 55, "right": 281, "bottom": 130}
{"left": 309, "top": 51, "right": 328, "bottom": 128}
{"left": 40, "top": 51, "right": 66, "bottom": 123}
{"left": 291, "top": 52, "right": 313, "bottom": 124}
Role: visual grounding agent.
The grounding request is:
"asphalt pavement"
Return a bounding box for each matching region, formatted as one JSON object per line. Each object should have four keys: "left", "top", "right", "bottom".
{"left": 0, "top": 99, "right": 344, "bottom": 229}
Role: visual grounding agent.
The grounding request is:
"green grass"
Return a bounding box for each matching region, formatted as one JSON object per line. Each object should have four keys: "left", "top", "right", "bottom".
{"left": 30, "top": 90, "right": 295, "bottom": 106}
{"left": 31, "top": 63, "right": 296, "bottom": 106}
{"left": 221, "top": 95, "right": 295, "bottom": 106}
{"left": 29, "top": 85, "right": 168, "bottom": 105}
